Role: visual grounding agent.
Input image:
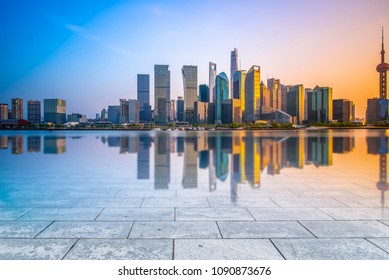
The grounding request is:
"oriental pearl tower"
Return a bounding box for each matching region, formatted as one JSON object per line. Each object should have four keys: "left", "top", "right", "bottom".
{"left": 376, "top": 27, "right": 389, "bottom": 208}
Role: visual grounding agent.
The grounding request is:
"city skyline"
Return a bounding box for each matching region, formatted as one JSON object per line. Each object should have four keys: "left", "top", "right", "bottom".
{"left": 1, "top": 0, "right": 389, "bottom": 118}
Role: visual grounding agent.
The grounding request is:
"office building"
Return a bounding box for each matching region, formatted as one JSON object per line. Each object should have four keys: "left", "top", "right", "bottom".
{"left": 209, "top": 62, "right": 217, "bottom": 102}
{"left": 281, "top": 84, "right": 291, "bottom": 112}
{"left": 128, "top": 99, "right": 139, "bottom": 124}
{"left": 267, "top": 78, "right": 282, "bottom": 110}
{"left": 215, "top": 72, "right": 229, "bottom": 124}
{"left": 286, "top": 85, "right": 305, "bottom": 124}
{"left": 230, "top": 48, "right": 239, "bottom": 95}
{"left": 245, "top": 66, "right": 261, "bottom": 122}
{"left": 137, "top": 74, "right": 151, "bottom": 122}
{"left": 27, "top": 100, "right": 41, "bottom": 124}
{"left": 44, "top": 99, "right": 66, "bottom": 124}
{"left": 182, "top": 65, "right": 198, "bottom": 123}
{"left": 108, "top": 105, "right": 120, "bottom": 124}
{"left": 199, "top": 84, "right": 209, "bottom": 102}
{"left": 366, "top": 98, "right": 389, "bottom": 123}
{"left": 154, "top": 65, "right": 170, "bottom": 125}
{"left": 101, "top": 108, "right": 108, "bottom": 120}
{"left": 307, "top": 86, "right": 333, "bottom": 123}
{"left": 260, "top": 81, "right": 271, "bottom": 114}
{"left": 233, "top": 70, "right": 246, "bottom": 120}
{"left": 11, "top": 98, "right": 23, "bottom": 120}
{"left": 0, "top": 104, "right": 8, "bottom": 120}
{"left": 194, "top": 101, "right": 209, "bottom": 124}
{"left": 176, "top": 97, "right": 185, "bottom": 122}
{"left": 67, "top": 113, "right": 87, "bottom": 123}
{"left": 333, "top": 99, "right": 354, "bottom": 123}
{"left": 221, "top": 99, "right": 241, "bottom": 124}
{"left": 119, "top": 99, "right": 129, "bottom": 124}
{"left": 170, "top": 101, "right": 175, "bottom": 122}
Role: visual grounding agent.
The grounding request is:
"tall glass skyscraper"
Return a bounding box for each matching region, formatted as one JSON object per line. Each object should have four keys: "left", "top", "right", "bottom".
{"left": 154, "top": 65, "right": 170, "bottom": 125}
{"left": 27, "top": 100, "right": 41, "bottom": 124}
{"left": 215, "top": 72, "right": 229, "bottom": 124}
{"left": 230, "top": 48, "right": 239, "bottom": 95}
{"left": 233, "top": 70, "right": 246, "bottom": 120}
{"left": 199, "top": 84, "right": 209, "bottom": 102}
{"left": 286, "top": 84, "right": 305, "bottom": 124}
{"left": 307, "top": 86, "right": 332, "bottom": 123}
{"left": 245, "top": 66, "right": 261, "bottom": 122}
{"left": 44, "top": 99, "right": 66, "bottom": 124}
{"left": 137, "top": 74, "right": 150, "bottom": 122}
{"left": 182, "top": 65, "right": 198, "bottom": 123}
{"left": 209, "top": 62, "right": 217, "bottom": 103}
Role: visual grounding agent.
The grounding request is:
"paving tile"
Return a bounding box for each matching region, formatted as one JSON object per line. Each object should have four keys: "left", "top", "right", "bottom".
{"left": 19, "top": 208, "right": 103, "bottom": 221}
{"left": 234, "top": 190, "right": 298, "bottom": 198}
{"left": 0, "top": 239, "right": 77, "bottom": 260}
{"left": 333, "top": 197, "right": 385, "bottom": 207}
{"left": 129, "top": 222, "right": 221, "bottom": 238}
{"left": 116, "top": 190, "right": 176, "bottom": 198}
{"left": 37, "top": 221, "right": 133, "bottom": 238}
{"left": 97, "top": 208, "right": 174, "bottom": 221}
{"left": 291, "top": 190, "right": 358, "bottom": 198}
{"left": 367, "top": 238, "right": 389, "bottom": 253}
{"left": 0, "top": 208, "right": 32, "bottom": 220}
{"left": 175, "top": 239, "right": 284, "bottom": 260}
{"left": 319, "top": 208, "right": 389, "bottom": 220}
{"left": 177, "top": 189, "right": 232, "bottom": 198}
{"left": 272, "top": 198, "right": 348, "bottom": 208}
{"left": 272, "top": 238, "right": 389, "bottom": 260}
{"left": 74, "top": 198, "right": 142, "bottom": 208}
{"left": 0, "top": 221, "right": 51, "bottom": 238}
{"left": 218, "top": 221, "right": 313, "bottom": 238}
{"left": 247, "top": 208, "right": 333, "bottom": 221}
{"left": 208, "top": 197, "right": 279, "bottom": 208}
{"left": 142, "top": 198, "right": 209, "bottom": 208}
{"left": 65, "top": 239, "right": 173, "bottom": 260}
{"left": 301, "top": 221, "right": 389, "bottom": 237}
{"left": 176, "top": 208, "right": 254, "bottom": 221}
{"left": 6, "top": 199, "right": 79, "bottom": 208}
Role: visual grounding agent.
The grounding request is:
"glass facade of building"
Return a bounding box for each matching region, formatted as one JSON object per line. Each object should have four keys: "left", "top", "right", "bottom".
{"left": 245, "top": 66, "right": 260, "bottom": 122}
{"left": 44, "top": 99, "right": 66, "bottom": 124}
{"left": 27, "top": 100, "right": 41, "bottom": 124}
{"left": 154, "top": 65, "right": 170, "bottom": 125}
{"left": 182, "top": 65, "right": 198, "bottom": 123}
{"left": 215, "top": 72, "right": 229, "bottom": 124}
{"left": 137, "top": 74, "right": 150, "bottom": 123}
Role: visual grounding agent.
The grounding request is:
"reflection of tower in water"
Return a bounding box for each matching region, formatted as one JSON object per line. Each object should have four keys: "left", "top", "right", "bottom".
{"left": 244, "top": 136, "right": 260, "bottom": 188}
{"left": 12, "top": 136, "right": 24, "bottom": 155}
{"left": 366, "top": 132, "right": 389, "bottom": 207}
{"left": 182, "top": 137, "right": 198, "bottom": 188}
{"left": 154, "top": 133, "right": 170, "bottom": 189}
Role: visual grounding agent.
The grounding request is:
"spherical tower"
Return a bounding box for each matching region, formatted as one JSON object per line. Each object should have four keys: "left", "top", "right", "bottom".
{"left": 377, "top": 27, "right": 389, "bottom": 99}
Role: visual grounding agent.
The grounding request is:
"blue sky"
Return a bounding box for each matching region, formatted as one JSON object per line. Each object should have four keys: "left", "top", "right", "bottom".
{"left": 1, "top": 0, "right": 389, "bottom": 117}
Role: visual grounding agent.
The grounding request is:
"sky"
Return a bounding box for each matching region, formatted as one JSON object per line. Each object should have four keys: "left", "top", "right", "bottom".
{"left": 1, "top": 0, "right": 389, "bottom": 118}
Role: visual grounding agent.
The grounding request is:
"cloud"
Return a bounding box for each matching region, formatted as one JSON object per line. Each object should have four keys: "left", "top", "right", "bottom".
{"left": 64, "top": 24, "right": 131, "bottom": 57}
{"left": 151, "top": 6, "right": 162, "bottom": 16}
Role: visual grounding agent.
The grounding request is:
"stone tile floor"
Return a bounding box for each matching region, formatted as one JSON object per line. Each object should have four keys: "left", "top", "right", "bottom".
{"left": 1, "top": 184, "right": 389, "bottom": 260}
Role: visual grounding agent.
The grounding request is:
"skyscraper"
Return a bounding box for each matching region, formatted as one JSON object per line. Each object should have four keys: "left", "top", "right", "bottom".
{"left": 215, "top": 72, "right": 229, "bottom": 124}
{"left": 377, "top": 27, "right": 389, "bottom": 99}
{"left": 199, "top": 84, "right": 209, "bottom": 102}
{"left": 128, "top": 99, "right": 139, "bottom": 124}
{"left": 27, "top": 100, "right": 41, "bottom": 124}
{"left": 11, "top": 98, "right": 23, "bottom": 120}
{"left": 119, "top": 99, "right": 129, "bottom": 124}
{"left": 333, "top": 99, "right": 354, "bottom": 123}
{"left": 286, "top": 85, "right": 305, "bottom": 124}
{"left": 267, "top": 78, "right": 282, "bottom": 110}
{"left": 182, "top": 65, "right": 198, "bottom": 123}
{"left": 307, "top": 86, "right": 332, "bottom": 124}
{"left": 209, "top": 62, "right": 217, "bottom": 102}
{"left": 137, "top": 74, "right": 151, "bottom": 122}
{"left": 108, "top": 105, "right": 120, "bottom": 124}
{"left": 44, "top": 99, "right": 66, "bottom": 124}
{"left": 230, "top": 48, "right": 238, "bottom": 95}
{"left": 245, "top": 66, "right": 261, "bottom": 122}
{"left": 154, "top": 65, "right": 170, "bottom": 125}
{"left": 0, "top": 104, "right": 8, "bottom": 120}
{"left": 176, "top": 97, "right": 185, "bottom": 122}
{"left": 233, "top": 70, "right": 246, "bottom": 120}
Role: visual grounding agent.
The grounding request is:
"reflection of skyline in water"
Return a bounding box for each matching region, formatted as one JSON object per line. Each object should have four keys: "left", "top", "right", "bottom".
{"left": 1, "top": 132, "right": 387, "bottom": 203}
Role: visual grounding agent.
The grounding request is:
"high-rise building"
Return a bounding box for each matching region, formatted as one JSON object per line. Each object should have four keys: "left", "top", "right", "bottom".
{"left": 182, "top": 65, "right": 198, "bottom": 123}
{"left": 233, "top": 70, "right": 246, "bottom": 120}
{"left": 154, "top": 65, "right": 170, "bottom": 125}
{"left": 209, "top": 62, "right": 217, "bottom": 102}
{"left": 194, "top": 101, "right": 209, "bottom": 124}
{"left": 267, "top": 78, "right": 282, "bottom": 110}
{"left": 377, "top": 27, "right": 389, "bottom": 100}
{"left": 230, "top": 48, "right": 238, "bottom": 95}
{"left": 199, "top": 84, "right": 209, "bottom": 102}
{"left": 215, "top": 72, "right": 229, "bottom": 124}
{"left": 119, "top": 99, "right": 129, "bottom": 124}
{"left": 101, "top": 108, "right": 108, "bottom": 120}
{"left": 176, "top": 97, "right": 185, "bottom": 122}
{"left": 245, "top": 66, "right": 261, "bottom": 122}
{"left": 170, "top": 101, "right": 175, "bottom": 122}
{"left": 108, "top": 105, "right": 120, "bottom": 124}
{"left": 137, "top": 74, "right": 151, "bottom": 122}
{"left": 11, "top": 98, "right": 23, "bottom": 120}
{"left": 286, "top": 85, "right": 305, "bottom": 125}
{"left": 281, "top": 84, "right": 291, "bottom": 112}
{"left": 307, "top": 86, "right": 332, "bottom": 124}
{"left": 221, "top": 99, "right": 241, "bottom": 124}
{"left": 128, "top": 99, "right": 139, "bottom": 124}
{"left": 27, "top": 100, "right": 41, "bottom": 124}
{"left": 0, "top": 104, "right": 8, "bottom": 120}
{"left": 44, "top": 99, "right": 66, "bottom": 124}
{"left": 260, "top": 81, "right": 271, "bottom": 114}
{"left": 333, "top": 99, "right": 354, "bottom": 123}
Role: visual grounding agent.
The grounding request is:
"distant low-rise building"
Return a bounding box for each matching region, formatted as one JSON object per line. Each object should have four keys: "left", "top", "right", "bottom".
{"left": 67, "top": 113, "right": 87, "bottom": 123}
